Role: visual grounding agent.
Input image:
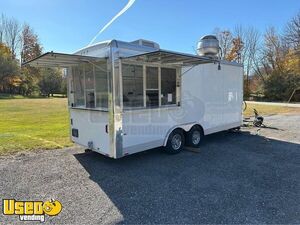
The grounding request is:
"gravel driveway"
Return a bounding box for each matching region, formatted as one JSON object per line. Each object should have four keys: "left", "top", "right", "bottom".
{"left": 0, "top": 114, "right": 299, "bottom": 224}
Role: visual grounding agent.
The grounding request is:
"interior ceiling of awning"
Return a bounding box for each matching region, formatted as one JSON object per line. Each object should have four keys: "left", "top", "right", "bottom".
{"left": 22, "top": 52, "right": 105, "bottom": 68}
{"left": 122, "top": 50, "right": 219, "bottom": 66}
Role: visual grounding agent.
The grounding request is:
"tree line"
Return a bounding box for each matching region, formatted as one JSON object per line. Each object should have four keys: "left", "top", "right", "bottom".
{"left": 0, "top": 12, "right": 299, "bottom": 101}
{"left": 214, "top": 11, "right": 300, "bottom": 101}
{"left": 0, "top": 14, "right": 66, "bottom": 97}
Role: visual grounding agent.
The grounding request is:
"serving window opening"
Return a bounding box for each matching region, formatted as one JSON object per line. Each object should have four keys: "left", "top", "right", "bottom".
{"left": 146, "top": 66, "right": 159, "bottom": 107}
{"left": 70, "top": 61, "right": 108, "bottom": 110}
{"left": 122, "top": 64, "right": 144, "bottom": 108}
{"left": 69, "top": 59, "right": 181, "bottom": 111}
{"left": 121, "top": 62, "right": 180, "bottom": 110}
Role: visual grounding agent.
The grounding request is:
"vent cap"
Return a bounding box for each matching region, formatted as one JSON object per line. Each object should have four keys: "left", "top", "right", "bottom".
{"left": 197, "top": 35, "right": 219, "bottom": 57}
{"left": 130, "top": 39, "right": 160, "bottom": 49}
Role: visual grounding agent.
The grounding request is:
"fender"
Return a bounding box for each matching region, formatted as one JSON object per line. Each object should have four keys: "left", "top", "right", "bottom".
{"left": 163, "top": 122, "right": 201, "bottom": 146}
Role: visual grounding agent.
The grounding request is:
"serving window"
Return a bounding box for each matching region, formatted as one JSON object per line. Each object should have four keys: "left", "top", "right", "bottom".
{"left": 70, "top": 61, "right": 180, "bottom": 111}
{"left": 161, "top": 68, "right": 177, "bottom": 105}
{"left": 122, "top": 63, "right": 180, "bottom": 110}
{"left": 73, "top": 66, "right": 85, "bottom": 107}
{"left": 122, "top": 64, "right": 144, "bottom": 108}
{"left": 146, "top": 66, "right": 159, "bottom": 107}
{"left": 71, "top": 61, "right": 108, "bottom": 110}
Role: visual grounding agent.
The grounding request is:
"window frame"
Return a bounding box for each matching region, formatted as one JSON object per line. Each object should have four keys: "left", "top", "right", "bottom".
{"left": 121, "top": 63, "right": 144, "bottom": 109}
{"left": 145, "top": 66, "right": 159, "bottom": 108}
{"left": 160, "top": 67, "right": 178, "bottom": 106}
{"left": 121, "top": 61, "right": 181, "bottom": 111}
{"left": 72, "top": 65, "right": 85, "bottom": 108}
{"left": 69, "top": 61, "right": 109, "bottom": 111}
{"left": 94, "top": 61, "right": 109, "bottom": 109}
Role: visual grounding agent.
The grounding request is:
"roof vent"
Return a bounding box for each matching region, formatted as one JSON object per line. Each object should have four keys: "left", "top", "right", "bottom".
{"left": 197, "top": 35, "right": 220, "bottom": 57}
{"left": 131, "top": 39, "right": 160, "bottom": 49}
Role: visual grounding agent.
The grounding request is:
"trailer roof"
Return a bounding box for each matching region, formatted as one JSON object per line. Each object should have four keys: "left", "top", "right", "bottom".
{"left": 122, "top": 49, "right": 219, "bottom": 66}
{"left": 22, "top": 52, "right": 105, "bottom": 68}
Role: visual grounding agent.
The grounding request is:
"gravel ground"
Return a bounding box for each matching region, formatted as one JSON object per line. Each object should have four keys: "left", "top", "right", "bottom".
{"left": 0, "top": 113, "right": 299, "bottom": 224}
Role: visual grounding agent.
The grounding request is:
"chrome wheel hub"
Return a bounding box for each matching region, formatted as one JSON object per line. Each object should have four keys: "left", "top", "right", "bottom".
{"left": 192, "top": 130, "right": 201, "bottom": 145}
{"left": 171, "top": 134, "right": 182, "bottom": 150}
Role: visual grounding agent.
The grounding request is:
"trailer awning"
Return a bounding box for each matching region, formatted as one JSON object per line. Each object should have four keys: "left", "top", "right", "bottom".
{"left": 121, "top": 50, "right": 219, "bottom": 66}
{"left": 22, "top": 52, "right": 105, "bottom": 68}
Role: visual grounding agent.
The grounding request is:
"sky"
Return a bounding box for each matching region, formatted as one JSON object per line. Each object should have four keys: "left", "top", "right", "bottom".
{"left": 1, "top": 0, "right": 300, "bottom": 54}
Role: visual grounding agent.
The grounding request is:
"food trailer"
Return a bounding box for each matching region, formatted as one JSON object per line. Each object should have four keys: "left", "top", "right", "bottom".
{"left": 23, "top": 37, "right": 243, "bottom": 158}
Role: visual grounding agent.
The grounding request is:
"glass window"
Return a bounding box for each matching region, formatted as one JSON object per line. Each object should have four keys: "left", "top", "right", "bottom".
{"left": 161, "top": 68, "right": 177, "bottom": 105}
{"left": 146, "top": 66, "right": 159, "bottom": 107}
{"left": 86, "top": 91, "right": 95, "bottom": 108}
{"left": 73, "top": 65, "right": 85, "bottom": 107}
{"left": 71, "top": 61, "right": 108, "bottom": 109}
{"left": 121, "top": 64, "right": 178, "bottom": 110}
{"left": 95, "top": 61, "right": 108, "bottom": 108}
{"left": 146, "top": 90, "right": 159, "bottom": 107}
{"left": 85, "top": 64, "right": 94, "bottom": 90}
{"left": 85, "top": 64, "right": 95, "bottom": 108}
{"left": 146, "top": 67, "right": 158, "bottom": 89}
{"left": 122, "top": 64, "right": 143, "bottom": 108}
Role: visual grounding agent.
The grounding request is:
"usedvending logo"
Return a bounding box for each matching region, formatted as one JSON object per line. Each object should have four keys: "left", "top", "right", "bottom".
{"left": 2, "top": 199, "right": 62, "bottom": 222}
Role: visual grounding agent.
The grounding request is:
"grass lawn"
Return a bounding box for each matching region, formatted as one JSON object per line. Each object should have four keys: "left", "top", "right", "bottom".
{"left": 0, "top": 98, "right": 72, "bottom": 155}
{"left": 0, "top": 97, "right": 299, "bottom": 155}
{"left": 244, "top": 102, "right": 300, "bottom": 117}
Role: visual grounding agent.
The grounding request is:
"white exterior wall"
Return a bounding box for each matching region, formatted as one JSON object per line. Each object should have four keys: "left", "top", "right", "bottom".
{"left": 70, "top": 109, "right": 110, "bottom": 156}
{"left": 121, "top": 63, "right": 243, "bottom": 155}
{"left": 122, "top": 107, "right": 183, "bottom": 154}
{"left": 181, "top": 63, "right": 243, "bottom": 134}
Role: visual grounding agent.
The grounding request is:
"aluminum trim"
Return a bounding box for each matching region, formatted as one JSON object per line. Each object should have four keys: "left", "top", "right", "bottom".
{"left": 22, "top": 52, "right": 104, "bottom": 67}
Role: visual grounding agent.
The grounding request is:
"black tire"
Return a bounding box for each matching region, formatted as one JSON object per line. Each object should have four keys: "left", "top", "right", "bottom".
{"left": 186, "top": 126, "right": 203, "bottom": 148}
{"left": 229, "top": 126, "right": 241, "bottom": 133}
{"left": 253, "top": 117, "right": 263, "bottom": 127}
{"left": 165, "top": 129, "right": 185, "bottom": 154}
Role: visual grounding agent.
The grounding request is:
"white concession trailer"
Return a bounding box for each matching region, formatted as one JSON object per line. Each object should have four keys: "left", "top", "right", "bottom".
{"left": 23, "top": 37, "right": 243, "bottom": 158}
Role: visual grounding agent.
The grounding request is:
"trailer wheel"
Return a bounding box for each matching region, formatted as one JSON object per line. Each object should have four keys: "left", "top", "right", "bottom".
{"left": 186, "top": 126, "right": 203, "bottom": 148}
{"left": 165, "top": 129, "right": 185, "bottom": 154}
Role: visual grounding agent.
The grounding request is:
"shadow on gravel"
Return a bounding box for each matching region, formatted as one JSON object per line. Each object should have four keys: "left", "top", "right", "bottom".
{"left": 74, "top": 131, "right": 300, "bottom": 224}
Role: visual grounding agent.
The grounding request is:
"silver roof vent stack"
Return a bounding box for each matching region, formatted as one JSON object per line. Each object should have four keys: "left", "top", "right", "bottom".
{"left": 197, "top": 35, "right": 220, "bottom": 58}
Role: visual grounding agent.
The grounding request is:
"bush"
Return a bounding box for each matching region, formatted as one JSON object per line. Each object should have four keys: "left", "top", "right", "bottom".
{"left": 264, "top": 71, "right": 300, "bottom": 101}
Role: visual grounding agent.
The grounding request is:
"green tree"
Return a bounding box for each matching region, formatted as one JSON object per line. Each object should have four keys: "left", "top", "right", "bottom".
{"left": 20, "top": 24, "right": 42, "bottom": 63}
{"left": 0, "top": 43, "right": 19, "bottom": 93}
{"left": 38, "top": 68, "right": 63, "bottom": 97}
{"left": 260, "top": 24, "right": 300, "bottom": 101}
{"left": 19, "top": 24, "right": 42, "bottom": 96}
{"left": 61, "top": 77, "right": 67, "bottom": 96}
